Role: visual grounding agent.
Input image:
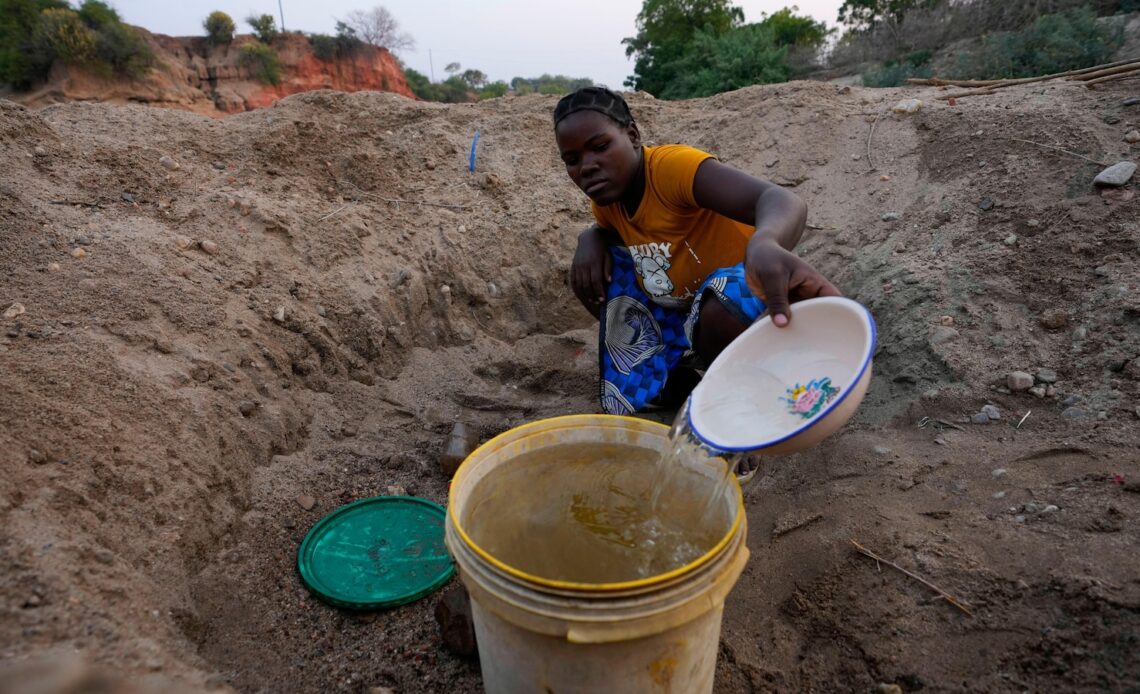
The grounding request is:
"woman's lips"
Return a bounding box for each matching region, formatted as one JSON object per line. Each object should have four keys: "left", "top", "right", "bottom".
{"left": 584, "top": 179, "right": 608, "bottom": 196}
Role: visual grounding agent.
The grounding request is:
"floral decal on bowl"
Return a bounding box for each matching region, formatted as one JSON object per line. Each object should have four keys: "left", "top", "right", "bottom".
{"left": 782, "top": 377, "right": 841, "bottom": 419}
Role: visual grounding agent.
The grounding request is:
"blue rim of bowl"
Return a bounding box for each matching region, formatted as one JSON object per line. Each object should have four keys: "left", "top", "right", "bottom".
{"left": 687, "top": 297, "right": 878, "bottom": 453}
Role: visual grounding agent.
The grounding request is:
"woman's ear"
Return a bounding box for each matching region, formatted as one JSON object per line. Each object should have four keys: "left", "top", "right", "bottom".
{"left": 627, "top": 123, "right": 642, "bottom": 147}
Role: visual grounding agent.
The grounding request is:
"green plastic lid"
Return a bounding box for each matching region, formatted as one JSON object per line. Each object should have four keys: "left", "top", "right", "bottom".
{"left": 297, "top": 495, "right": 455, "bottom": 609}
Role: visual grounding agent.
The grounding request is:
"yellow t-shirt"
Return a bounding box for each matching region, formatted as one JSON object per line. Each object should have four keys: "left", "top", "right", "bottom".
{"left": 591, "top": 144, "right": 754, "bottom": 308}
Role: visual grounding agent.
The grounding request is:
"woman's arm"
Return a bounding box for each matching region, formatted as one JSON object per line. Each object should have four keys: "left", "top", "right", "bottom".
{"left": 692, "top": 158, "right": 839, "bottom": 326}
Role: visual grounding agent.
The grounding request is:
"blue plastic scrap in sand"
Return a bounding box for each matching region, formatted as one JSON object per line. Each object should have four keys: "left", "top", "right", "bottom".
{"left": 469, "top": 131, "right": 480, "bottom": 173}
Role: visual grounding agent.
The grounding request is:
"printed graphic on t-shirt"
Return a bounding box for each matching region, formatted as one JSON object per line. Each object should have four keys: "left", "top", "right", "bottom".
{"left": 629, "top": 242, "right": 674, "bottom": 298}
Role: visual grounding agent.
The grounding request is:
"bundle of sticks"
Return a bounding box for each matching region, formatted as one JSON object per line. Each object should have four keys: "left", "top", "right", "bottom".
{"left": 906, "top": 59, "right": 1140, "bottom": 100}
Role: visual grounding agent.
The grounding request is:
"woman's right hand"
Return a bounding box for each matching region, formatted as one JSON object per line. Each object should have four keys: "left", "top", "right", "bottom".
{"left": 570, "top": 225, "right": 613, "bottom": 318}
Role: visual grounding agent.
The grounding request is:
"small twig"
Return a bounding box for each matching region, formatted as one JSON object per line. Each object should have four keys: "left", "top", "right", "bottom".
{"left": 49, "top": 199, "right": 104, "bottom": 208}
{"left": 865, "top": 114, "right": 880, "bottom": 172}
{"left": 850, "top": 539, "right": 973, "bottom": 616}
{"left": 378, "top": 197, "right": 471, "bottom": 211}
{"left": 1016, "top": 410, "right": 1032, "bottom": 430}
{"left": 316, "top": 204, "right": 350, "bottom": 222}
{"left": 1009, "top": 138, "right": 1106, "bottom": 167}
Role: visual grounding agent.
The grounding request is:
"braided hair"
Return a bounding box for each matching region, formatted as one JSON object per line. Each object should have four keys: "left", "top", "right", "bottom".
{"left": 552, "top": 87, "right": 635, "bottom": 128}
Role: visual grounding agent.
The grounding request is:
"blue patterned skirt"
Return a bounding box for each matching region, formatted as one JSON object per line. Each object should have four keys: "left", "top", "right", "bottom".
{"left": 598, "top": 247, "right": 766, "bottom": 415}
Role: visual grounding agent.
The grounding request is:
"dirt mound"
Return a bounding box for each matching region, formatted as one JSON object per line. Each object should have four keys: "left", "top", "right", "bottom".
{"left": 1, "top": 82, "right": 1138, "bottom": 692}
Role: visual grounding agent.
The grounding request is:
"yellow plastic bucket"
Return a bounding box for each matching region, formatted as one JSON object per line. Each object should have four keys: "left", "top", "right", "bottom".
{"left": 446, "top": 415, "right": 749, "bottom": 694}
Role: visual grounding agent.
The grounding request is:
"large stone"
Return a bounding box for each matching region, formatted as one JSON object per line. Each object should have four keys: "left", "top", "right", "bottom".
{"left": 1093, "top": 161, "right": 1137, "bottom": 187}
{"left": 1007, "top": 371, "right": 1034, "bottom": 392}
{"left": 435, "top": 585, "right": 477, "bottom": 658}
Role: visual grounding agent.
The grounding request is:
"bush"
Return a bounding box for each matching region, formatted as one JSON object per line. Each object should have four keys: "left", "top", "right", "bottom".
{"left": 204, "top": 11, "right": 235, "bottom": 45}
{"left": 239, "top": 41, "right": 281, "bottom": 85}
{"left": 309, "top": 33, "right": 336, "bottom": 61}
{"left": 76, "top": 0, "right": 119, "bottom": 29}
{"left": 862, "top": 50, "right": 932, "bottom": 87}
{"left": 246, "top": 14, "right": 276, "bottom": 44}
{"left": 91, "top": 21, "right": 151, "bottom": 78}
{"left": 949, "top": 6, "right": 1123, "bottom": 79}
{"left": 35, "top": 8, "right": 97, "bottom": 64}
{"left": 1, "top": 0, "right": 69, "bottom": 88}
{"left": 658, "top": 24, "right": 790, "bottom": 99}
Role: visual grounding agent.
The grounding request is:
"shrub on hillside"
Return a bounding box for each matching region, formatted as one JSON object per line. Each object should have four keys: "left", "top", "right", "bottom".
{"left": 239, "top": 41, "right": 281, "bottom": 85}
{"left": 949, "top": 6, "right": 1124, "bottom": 79}
{"left": 204, "top": 11, "right": 235, "bottom": 45}
{"left": 93, "top": 21, "right": 152, "bottom": 78}
{"left": 35, "top": 8, "right": 97, "bottom": 64}
{"left": 246, "top": 14, "right": 277, "bottom": 44}
{"left": 862, "top": 51, "right": 932, "bottom": 86}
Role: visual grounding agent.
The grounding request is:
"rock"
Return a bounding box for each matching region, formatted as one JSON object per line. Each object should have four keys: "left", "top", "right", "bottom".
{"left": 934, "top": 436, "right": 947, "bottom": 445}
{"left": 28, "top": 449, "right": 47, "bottom": 464}
{"left": 1125, "top": 131, "right": 1140, "bottom": 144}
{"left": 487, "top": 282, "right": 500, "bottom": 297}
{"left": 1014, "top": 515, "right": 1027, "bottom": 524}
{"left": 238, "top": 400, "right": 257, "bottom": 417}
{"left": 387, "top": 485, "right": 406, "bottom": 496}
{"left": 971, "top": 412, "right": 991, "bottom": 425}
{"left": 1046, "top": 385, "right": 1056, "bottom": 397}
{"left": 879, "top": 174, "right": 890, "bottom": 182}
{"left": 939, "top": 315, "right": 954, "bottom": 326}
{"left": 881, "top": 212, "right": 901, "bottom": 222}
{"left": 993, "top": 490, "right": 1006, "bottom": 498}
{"left": 930, "top": 326, "right": 959, "bottom": 345}
{"left": 1104, "top": 113, "right": 1121, "bottom": 125}
{"left": 315, "top": 304, "right": 327, "bottom": 317}
{"left": 199, "top": 240, "right": 219, "bottom": 255}
{"left": 1025, "top": 502, "right": 1041, "bottom": 514}
{"left": 340, "top": 424, "right": 358, "bottom": 438}
{"left": 174, "top": 235, "right": 194, "bottom": 250}
{"left": 1097, "top": 411, "right": 1108, "bottom": 421}
{"left": 1061, "top": 394, "right": 1084, "bottom": 407}
{"left": 1007, "top": 371, "right": 1034, "bottom": 391}
{"left": 878, "top": 685, "right": 903, "bottom": 694}
{"left": 273, "top": 306, "right": 286, "bottom": 323}
{"left": 154, "top": 338, "right": 174, "bottom": 354}
{"left": 71, "top": 247, "right": 88, "bottom": 259}
{"left": 390, "top": 270, "right": 409, "bottom": 289}
{"left": 1036, "top": 368, "right": 1057, "bottom": 384}
{"left": 992, "top": 468, "right": 1008, "bottom": 478}
{"left": 3, "top": 303, "right": 26, "bottom": 319}
{"left": 982, "top": 404, "right": 1001, "bottom": 420}
{"left": 1039, "top": 309, "right": 1069, "bottom": 330}
{"left": 891, "top": 98, "right": 922, "bottom": 113}
{"left": 34, "top": 145, "right": 46, "bottom": 156}
{"left": 74, "top": 235, "right": 91, "bottom": 246}
{"left": 873, "top": 445, "right": 892, "bottom": 456}
{"left": 1028, "top": 386, "right": 1047, "bottom": 399}
{"left": 435, "top": 585, "right": 477, "bottom": 658}
{"left": 1003, "top": 234, "right": 1018, "bottom": 247}
{"left": 440, "top": 284, "right": 452, "bottom": 304}
{"left": 978, "top": 198, "right": 995, "bottom": 211}
{"left": 369, "top": 688, "right": 396, "bottom": 694}
{"left": 296, "top": 494, "right": 316, "bottom": 511}
{"left": 212, "top": 161, "right": 227, "bottom": 170}
{"left": 1025, "top": 218, "right": 1040, "bottom": 229}
{"left": 159, "top": 155, "right": 180, "bottom": 171}
{"left": 94, "top": 549, "right": 114, "bottom": 565}
{"left": 47, "top": 262, "right": 60, "bottom": 272}
{"left": 1093, "top": 161, "right": 1137, "bottom": 187}
{"left": 1042, "top": 505, "right": 1059, "bottom": 514}
{"left": 1061, "top": 407, "right": 1087, "bottom": 419}
{"left": 1073, "top": 326, "right": 1088, "bottom": 340}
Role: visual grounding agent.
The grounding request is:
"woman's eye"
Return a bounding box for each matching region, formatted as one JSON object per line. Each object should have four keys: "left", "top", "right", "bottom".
{"left": 593, "top": 142, "right": 608, "bottom": 152}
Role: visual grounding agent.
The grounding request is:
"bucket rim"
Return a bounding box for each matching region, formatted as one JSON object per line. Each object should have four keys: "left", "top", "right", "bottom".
{"left": 448, "top": 414, "right": 745, "bottom": 593}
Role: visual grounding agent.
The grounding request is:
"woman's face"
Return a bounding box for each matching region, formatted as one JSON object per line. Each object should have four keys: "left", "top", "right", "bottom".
{"left": 555, "top": 110, "right": 641, "bottom": 206}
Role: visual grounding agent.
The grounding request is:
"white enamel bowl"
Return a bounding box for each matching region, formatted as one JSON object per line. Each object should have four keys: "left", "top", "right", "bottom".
{"left": 688, "top": 296, "right": 876, "bottom": 456}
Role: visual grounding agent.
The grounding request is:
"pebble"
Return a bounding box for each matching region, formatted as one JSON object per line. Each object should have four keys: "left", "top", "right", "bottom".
{"left": 1061, "top": 394, "right": 1084, "bottom": 407}
{"left": 939, "top": 315, "right": 954, "bottom": 326}
{"left": 1024, "top": 502, "right": 1042, "bottom": 514}
{"left": 71, "top": 247, "right": 88, "bottom": 259}
{"left": 873, "top": 445, "right": 892, "bottom": 456}
{"left": 1073, "top": 326, "right": 1088, "bottom": 340}
{"left": 877, "top": 685, "right": 903, "bottom": 694}
{"left": 1042, "top": 505, "right": 1059, "bottom": 514}
{"left": 34, "top": 145, "right": 46, "bottom": 156}
{"left": 296, "top": 494, "right": 316, "bottom": 511}
{"left": 1104, "top": 113, "right": 1121, "bottom": 125}
{"left": 174, "top": 235, "right": 194, "bottom": 250}
{"left": 1007, "top": 371, "right": 1034, "bottom": 392}
{"left": 978, "top": 198, "right": 995, "bottom": 211}
{"left": 47, "top": 262, "right": 60, "bottom": 272}
{"left": 1097, "top": 411, "right": 1108, "bottom": 421}
{"left": 487, "top": 282, "right": 500, "bottom": 297}
{"left": 1036, "top": 368, "right": 1057, "bottom": 384}
{"left": 1003, "top": 234, "right": 1018, "bottom": 246}
{"left": 74, "top": 235, "right": 91, "bottom": 246}
{"left": 154, "top": 338, "right": 173, "bottom": 354}
{"left": 94, "top": 549, "right": 114, "bottom": 565}
{"left": 993, "top": 490, "right": 1006, "bottom": 498}
{"left": 199, "top": 240, "right": 219, "bottom": 255}
{"left": 879, "top": 174, "right": 890, "bottom": 182}
{"left": 3, "top": 303, "right": 26, "bottom": 319}
{"left": 25, "top": 594, "right": 42, "bottom": 608}
{"left": 273, "top": 306, "right": 286, "bottom": 323}
{"left": 238, "top": 400, "right": 257, "bottom": 417}
{"left": 440, "top": 284, "right": 452, "bottom": 304}
{"left": 1125, "top": 131, "right": 1140, "bottom": 144}
{"left": 387, "top": 485, "right": 406, "bottom": 496}
{"left": 1093, "top": 161, "right": 1137, "bottom": 187}
{"left": 316, "top": 304, "right": 327, "bottom": 317}
{"left": 992, "top": 468, "right": 1007, "bottom": 478}
{"left": 1028, "top": 386, "right": 1046, "bottom": 399}
{"left": 971, "top": 412, "right": 991, "bottom": 425}
{"left": 982, "top": 404, "right": 1001, "bottom": 420}
{"left": 934, "top": 437, "right": 947, "bottom": 445}
{"left": 159, "top": 155, "right": 180, "bottom": 171}
{"left": 1061, "top": 407, "right": 1087, "bottom": 419}
{"left": 881, "top": 212, "right": 901, "bottom": 221}
{"left": 1025, "top": 218, "right": 1040, "bottom": 229}
{"left": 1045, "top": 385, "right": 1056, "bottom": 397}
{"left": 212, "top": 161, "right": 227, "bottom": 170}
{"left": 435, "top": 585, "right": 477, "bottom": 658}
{"left": 28, "top": 449, "right": 47, "bottom": 464}
{"left": 1014, "top": 515, "right": 1027, "bottom": 524}
{"left": 1039, "top": 309, "right": 1069, "bottom": 330}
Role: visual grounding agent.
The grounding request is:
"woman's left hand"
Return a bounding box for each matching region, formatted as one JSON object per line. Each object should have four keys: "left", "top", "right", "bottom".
{"left": 745, "top": 237, "right": 841, "bottom": 327}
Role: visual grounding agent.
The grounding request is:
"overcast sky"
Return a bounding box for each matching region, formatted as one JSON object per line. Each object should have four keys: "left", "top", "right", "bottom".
{"left": 109, "top": 1, "right": 844, "bottom": 88}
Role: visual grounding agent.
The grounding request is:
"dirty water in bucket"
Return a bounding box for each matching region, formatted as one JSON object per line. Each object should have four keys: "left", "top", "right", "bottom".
{"left": 462, "top": 427, "right": 738, "bottom": 584}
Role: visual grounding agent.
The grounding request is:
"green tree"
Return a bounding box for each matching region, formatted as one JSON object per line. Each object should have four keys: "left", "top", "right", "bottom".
{"left": 34, "top": 8, "right": 97, "bottom": 64}
{"left": 246, "top": 14, "right": 277, "bottom": 44}
{"left": 837, "top": 0, "right": 927, "bottom": 31}
{"left": 76, "top": 0, "right": 119, "bottom": 29}
{"left": 239, "top": 41, "right": 281, "bottom": 84}
{"left": 758, "top": 7, "right": 830, "bottom": 47}
{"left": 0, "top": 0, "right": 69, "bottom": 88}
{"left": 93, "top": 18, "right": 152, "bottom": 77}
{"left": 659, "top": 23, "right": 789, "bottom": 99}
{"left": 479, "top": 80, "right": 509, "bottom": 99}
{"left": 404, "top": 65, "right": 439, "bottom": 99}
{"left": 460, "top": 68, "right": 486, "bottom": 89}
{"left": 204, "top": 10, "right": 235, "bottom": 45}
{"left": 623, "top": 0, "right": 744, "bottom": 94}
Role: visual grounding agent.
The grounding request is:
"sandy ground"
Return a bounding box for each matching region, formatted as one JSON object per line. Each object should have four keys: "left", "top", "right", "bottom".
{"left": 1, "top": 82, "right": 1138, "bottom": 693}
